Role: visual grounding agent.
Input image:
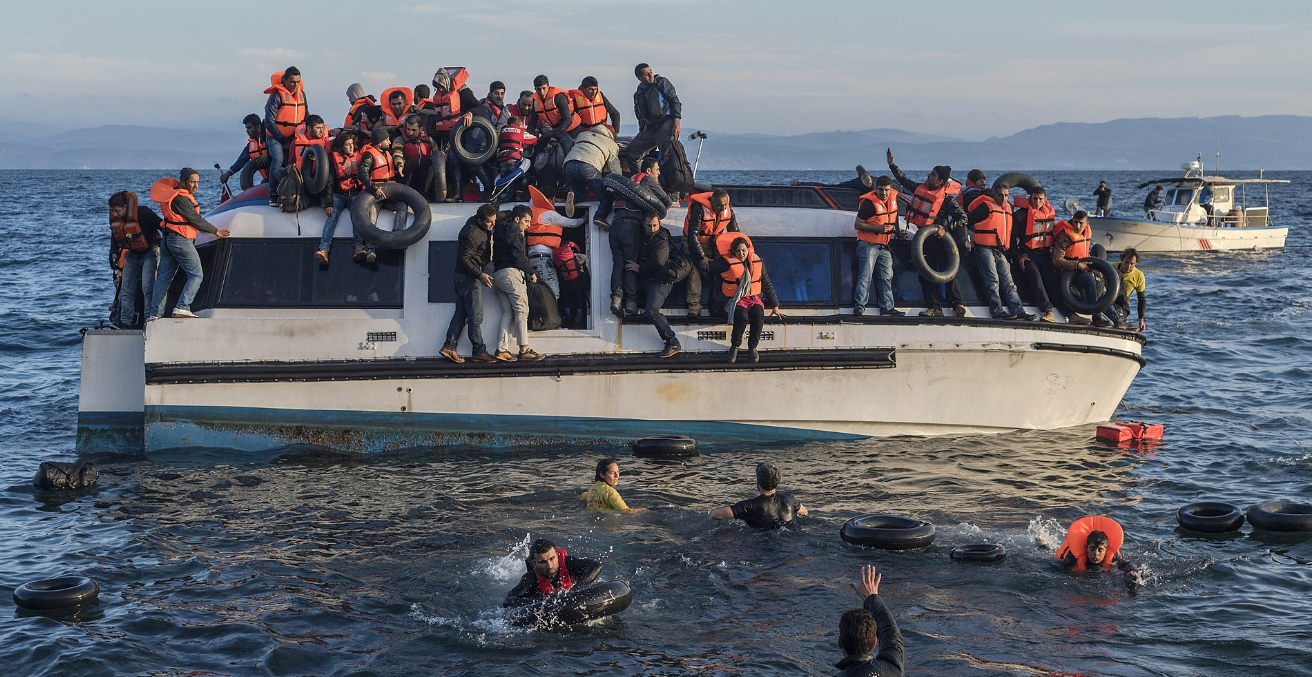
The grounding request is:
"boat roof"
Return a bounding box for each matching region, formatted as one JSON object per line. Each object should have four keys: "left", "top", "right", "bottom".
{"left": 1136, "top": 176, "right": 1291, "bottom": 189}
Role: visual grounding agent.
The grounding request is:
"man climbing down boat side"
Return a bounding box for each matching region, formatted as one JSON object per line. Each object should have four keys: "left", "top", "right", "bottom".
{"left": 440, "top": 203, "right": 500, "bottom": 364}
{"left": 147, "top": 168, "right": 231, "bottom": 320}
{"left": 492, "top": 205, "right": 546, "bottom": 362}
{"left": 629, "top": 212, "right": 688, "bottom": 358}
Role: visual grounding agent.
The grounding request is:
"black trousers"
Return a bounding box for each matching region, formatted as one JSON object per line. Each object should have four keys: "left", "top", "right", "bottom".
{"left": 731, "top": 304, "right": 765, "bottom": 349}
{"left": 918, "top": 235, "right": 963, "bottom": 309}
{"left": 1015, "top": 248, "right": 1056, "bottom": 313}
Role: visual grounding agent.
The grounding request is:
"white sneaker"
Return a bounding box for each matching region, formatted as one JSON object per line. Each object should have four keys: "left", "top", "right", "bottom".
{"left": 172, "top": 309, "right": 198, "bottom": 318}
{"left": 564, "top": 191, "right": 576, "bottom": 218}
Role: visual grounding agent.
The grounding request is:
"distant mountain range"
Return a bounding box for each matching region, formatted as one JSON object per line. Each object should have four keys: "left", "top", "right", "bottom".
{"left": 0, "top": 115, "right": 1308, "bottom": 170}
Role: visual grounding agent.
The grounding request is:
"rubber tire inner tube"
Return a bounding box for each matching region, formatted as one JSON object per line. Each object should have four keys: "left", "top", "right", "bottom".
{"left": 950, "top": 544, "right": 1007, "bottom": 562}
{"left": 13, "top": 576, "right": 99, "bottom": 611}
{"left": 450, "top": 116, "right": 498, "bottom": 166}
{"left": 506, "top": 580, "right": 633, "bottom": 628}
{"left": 300, "top": 144, "right": 330, "bottom": 195}
{"left": 991, "top": 172, "right": 1042, "bottom": 194}
{"left": 1176, "top": 502, "right": 1245, "bottom": 533}
{"left": 431, "top": 146, "right": 448, "bottom": 202}
{"left": 840, "top": 515, "right": 936, "bottom": 550}
{"left": 1059, "top": 257, "right": 1122, "bottom": 315}
{"left": 350, "top": 183, "right": 433, "bottom": 250}
{"left": 911, "top": 225, "right": 960, "bottom": 286}
{"left": 631, "top": 435, "right": 698, "bottom": 458}
{"left": 604, "top": 174, "right": 669, "bottom": 218}
{"left": 1246, "top": 502, "right": 1312, "bottom": 532}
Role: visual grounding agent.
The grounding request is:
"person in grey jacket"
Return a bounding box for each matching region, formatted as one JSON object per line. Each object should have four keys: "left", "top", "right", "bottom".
{"left": 623, "top": 63, "right": 681, "bottom": 170}
{"left": 563, "top": 125, "right": 622, "bottom": 227}
{"left": 835, "top": 565, "right": 905, "bottom": 677}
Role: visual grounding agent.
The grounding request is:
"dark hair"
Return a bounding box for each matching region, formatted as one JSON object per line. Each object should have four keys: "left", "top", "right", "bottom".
{"left": 242, "top": 113, "right": 261, "bottom": 127}
{"left": 643, "top": 212, "right": 662, "bottom": 225}
{"left": 305, "top": 114, "right": 323, "bottom": 127}
{"left": 508, "top": 115, "right": 523, "bottom": 126}
{"left": 179, "top": 167, "right": 199, "bottom": 181}
{"left": 388, "top": 90, "right": 407, "bottom": 103}
{"left": 108, "top": 191, "right": 128, "bottom": 209}
{"left": 1087, "top": 530, "right": 1109, "bottom": 548}
{"left": 519, "top": 90, "right": 534, "bottom": 100}
{"left": 489, "top": 81, "right": 505, "bottom": 93}
{"left": 530, "top": 538, "right": 556, "bottom": 557}
{"left": 1072, "top": 210, "right": 1089, "bottom": 222}
{"left": 634, "top": 63, "right": 650, "bottom": 77}
{"left": 756, "top": 462, "right": 780, "bottom": 491}
{"left": 1030, "top": 186, "right": 1046, "bottom": 196}
{"left": 332, "top": 130, "right": 357, "bottom": 153}
{"left": 729, "top": 236, "right": 750, "bottom": 256}
{"left": 711, "top": 188, "right": 730, "bottom": 202}
{"left": 414, "top": 84, "right": 430, "bottom": 100}
{"left": 476, "top": 203, "right": 499, "bottom": 221}
{"left": 640, "top": 156, "right": 659, "bottom": 172}
{"left": 580, "top": 76, "right": 598, "bottom": 88}
{"left": 594, "top": 458, "right": 619, "bottom": 483}
{"left": 533, "top": 74, "right": 549, "bottom": 89}
{"left": 511, "top": 204, "right": 532, "bottom": 221}
{"left": 875, "top": 175, "right": 892, "bottom": 187}
{"left": 838, "top": 608, "right": 878, "bottom": 657}
{"left": 283, "top": 66, "right": 301, "bottom": 78}
{"left": 1121, "top": 247, "right": 1140, "bottom": 262}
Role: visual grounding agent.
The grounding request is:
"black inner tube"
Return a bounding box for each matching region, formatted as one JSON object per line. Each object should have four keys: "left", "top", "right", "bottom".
{"left": 1246, "top": 502, "right": 1312, "bottom": 532}
{"left": 238, "top": 157, "right": 264, "bottom": 191}
{"left": 431, "top": 146, "right": 448, "bottom": 202}
{"left": 840, "top": 515, "right": 937, "bottom": 550}
{"left": 631, "top": 435, "right": 698, "bottom": 457}
{"left": 13, "top": 576, "right": 100, "bottom": 611}
{"left": 991, "top": 172, "right": 1042, "bottom": 194}
{"left": 605, "top": 174, "right": 668, "bottom": 218}
{"left": 450, "top": 117, "right": 498, "bottom": 166}
{"left": 1059, "top": 257, "right": 1122, "bottom": 315}
{"left": 349, "top": 183, "right": 433, "bottom": 250}
{"left": 1176, "top": 502, "right": 1244, "bottom": 533}
{"left": 300, "top": 145, "right": 330, "bottom": 195}
{"left": 950, "top": 544, "right": 1007, "bottom": 562}
{"left": 911, "top": 225, "right": 960, "bottom": 286}
{"left": 506, "top": 580, "right": 633, "bottom": 627}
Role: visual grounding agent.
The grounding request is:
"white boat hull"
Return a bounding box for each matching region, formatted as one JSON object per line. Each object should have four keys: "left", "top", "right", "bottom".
{"left": 1090, "top": 217, "right": 1287, "bottom": 252}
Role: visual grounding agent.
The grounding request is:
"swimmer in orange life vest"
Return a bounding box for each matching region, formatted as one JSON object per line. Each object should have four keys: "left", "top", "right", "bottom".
{"left": 1055, "top": 516, "right": 1142, "bottom": 582}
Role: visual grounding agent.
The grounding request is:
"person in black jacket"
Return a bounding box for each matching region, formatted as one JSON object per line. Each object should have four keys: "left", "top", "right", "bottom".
{"left": 441, "top": 203, "right": 500, "bottom": 364}
{"left": 503, "top": 538, "right": 603, "bottom": 608}
{"left": 709, "top": 236, "right": 785, "bottom": 363}
{"left": 492, "top": 205, "right": 544, "bottom": 361}
{"left": 886, "top": 148, "right": 968, "bottom": 318}
{"left": 108, "top": 191, "right": 164, "bottom": 329}
{"left": 624, "top": 63, "right": 681, "bottom": 170}
{"left": 835, "top": 565, "right": 905, "bottom": 677}
{"left": 626, "top": 212, "right": 684, "bottom": 357}
{"left": 609, "top": 157, "right": 674, "bottom": 316}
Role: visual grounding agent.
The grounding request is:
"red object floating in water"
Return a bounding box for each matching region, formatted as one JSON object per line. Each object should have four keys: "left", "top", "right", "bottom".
{"left": 1096, "top": 421, "right": 1164, "bottom": 445}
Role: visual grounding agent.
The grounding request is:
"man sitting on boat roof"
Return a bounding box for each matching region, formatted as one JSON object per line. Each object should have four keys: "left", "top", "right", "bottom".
{"left": 710, "top": 462, "right": 809, "bottom": 528}
{"left": 219, "top": 114, "right": 269, "bottom": 188}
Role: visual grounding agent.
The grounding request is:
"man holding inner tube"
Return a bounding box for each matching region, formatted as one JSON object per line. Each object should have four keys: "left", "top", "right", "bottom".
{"left": 503, "top": 538, "right": 603, "bottom": 606}
{"left": 885, "top": 148, "right": 968, "bottom": 318}
{"left": 1051, "top": 211, "right": 1106, "bottom": 326}
{"left": 836, "top": 564, "right": 905, "bottom": 676}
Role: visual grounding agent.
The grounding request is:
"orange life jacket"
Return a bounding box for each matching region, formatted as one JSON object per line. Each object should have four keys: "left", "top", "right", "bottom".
{"left": 905, "top": 179, "right": 961, "bottom": 228}
{"left": 363, "top": 145, "right": 397, "bottom": 184}
{"left": 1055, "top": 516, "right": 1124, "bottom": 570}
{"left": 332, "top": 149, "right": 362, "bottom": 192}
{"left": 429, "top": 67, "right": 470, "bottom": 132}
{"left": 150, "top": 178, "right": 201, "bottom": 239}
{"left": 263, "top": 71, "right": 307, "bottom": 138}
{"left": 532, "top": 86, "right": 580, "bottom": 132}
{"left": 414, "top": 97, "right": 434, "bottom": 109}
{"left": 720, "top": 240, "right": 764, "bottom": 298}
{"left": 525, "top": 185, "right": 563, "bottom": 249}
{"left": 1055, "top": 219, "right": 1091, "bottom": 259}
{"left": 110, "top": 192, "right": 151, "bottom": 252}
{"left": 683, "top": 192, "right": 732, "bottom": 246}
{"left": 857, "top": 189, "right": 900, "bottom": 245}
{"left": 713, "top": 230, "right": 754, "bottom": 258}
{"left": 290, "top": 126, "right": 332, "bottom": 163}
{"left": 343, "top": 95, "right": 374, "bottom": 129}
{"left": 1012, "top": 196, "right": 1056, "bottom": 250}
{"left": 569, "top": 89, "right": 608, "bottom": 130}
{"left": 380, "top": 86, "right": 414, "bottom": 129}
{"left": 968, "top": 193, "right": 1012, "bottom": 248}
{"left": 245, "top": 136, "right": 270, "bottom": 179}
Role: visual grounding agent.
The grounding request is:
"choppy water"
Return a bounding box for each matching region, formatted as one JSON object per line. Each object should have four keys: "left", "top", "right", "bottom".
{"left": 2, "top": 168, "right": 1310, "bottom": 676}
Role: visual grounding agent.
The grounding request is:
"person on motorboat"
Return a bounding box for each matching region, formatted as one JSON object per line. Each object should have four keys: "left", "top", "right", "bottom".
{"left": 608, "top": 157, "right": 673, "bottom": 318}
{"left": 529, "top": 73, "right": 580, "bottom": 148}
{"left": 570, "top": 76, "right": 621, "bottom": 136}
{"left": 710, "top": 235, "right": 785, "bottom": 362}
{"left": 503, "top": 538, "right": 603, "bottom": 607}
{"left": 1092, "top": 180, "right": 1112, "bottom": 217}
{"left": 563, "top": 125, "right": 622, "bottom": 229}
{"left": 885, "top": 148, "right": 968, "bottom": 318}
{"left": 1055, "top": 516, "right": 1141, "bottom": 582}
{"left": 289, "top": 115, "right": 333, "bottom": 209}
{"left": 412, "top": 84, "right": 433, "bottom": 110}
{"left": 262, "top": 67, "right": 307, "bottom": 206}
{"left": 314, "top": 130, "right": 366, "bottom": 265}
{"left": 957, "top": 169, "right": 989, "bottom": 211}
{"left": 853, "top": 176, "right": 904, "bottom": 317}
{"left": 967, "top": 183, "right": 1035, "bottom": 322}
{"left": 627, "top": 212, "right": 689, "bottom": 358}
{"left": 1198, "top": 184, "right": 1214, "bottom": 224}
{"left": 355, "top": 127, "right": 403, "bottom": 264}
{"left": 219, "top": 114, "right": 269, "bottom": 188}
{"left": 440, "top": 202, "right": 500, "bottom": 364}
{"left": 380, "top": 87, "right": 414, "bottom": 134}
{"left": 1010, "top": 186, "right": 1059, "bottom": 323}
{"left": 147, "top": 168, "right": 231, "bottom": 320}
{"left": 397, "top": 115, "right": 435, "bottom": 198}
{"left": 525, "top": 186, "right": 587, "bottom": 300}
{"left": 683, "top": 188, "right": 740, "bottom": 317}
{"left": 108, "top": 191, "right": 163, "bottom": 329}
{"left": 472, "top": 81, "right": 513, "bottom": 130}
{"left": 492, "top": 204, "right": 545, "bottom": 362}
{"left": 1142, "top": 186, "right": 1164, "bottom": 219}
{"left": 1112, "top": 247, "right": 1146, "bottom": 332}
{"left": 624, "top": 63, "right": 681, "bottom": 172}
{"left": 835, "top": 564, "right": 905, "bottom": 677}
{"left": 340, "top": 83, "right": 376, "bottom": 134}
{"left": 424, "top": 68, "right": 483, "bottom": 202}
{"left": 710, "top": 462, "right": 809, "bottom": 528}
{"left": 493, "top": 115, "right": 536, "bottom": 198}
{"left": 1051, "top": 211, "right": 1107, "bottom": 326}
{"left": 580, "top": 458, "right": 647, "bottom": 514}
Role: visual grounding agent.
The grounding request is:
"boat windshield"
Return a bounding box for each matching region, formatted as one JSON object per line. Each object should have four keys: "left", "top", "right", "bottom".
{"left": 1167, "top": 188, "right": 1195, "bottom": 206}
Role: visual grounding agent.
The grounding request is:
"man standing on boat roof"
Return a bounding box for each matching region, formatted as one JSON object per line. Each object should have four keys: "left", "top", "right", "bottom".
{"left": 624, "top": 63, "right": 681, "bottom": 173}
{"left": 147, "top": 168, "right": 231, "bottom": 320}
{"left": 262, "top": 67, "right": 307, "bottom": 206}
{"left": 885, "top": 148, "right": 967, "bottom": 318}
{"left": 852, "top": 176, "right": 904, "bottom": 318}
{"left": 503, "top": 538, "right": 603, "bottom": 607}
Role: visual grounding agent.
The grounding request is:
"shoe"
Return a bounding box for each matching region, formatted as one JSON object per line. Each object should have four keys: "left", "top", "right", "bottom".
{"left": 593, "top": 217, "right": 611, "bottom": 230}
{"left": 1040, "top": 310, "right": 1056, "bottom": 323}
{"left": 352, "top": 245, "right": 367, "bottom": 262}
{"left": 565, "top": 191, "right": 576, "bottom": 218}
{"left": 269, "top": 198, "right": 279, "bottom": 206}
{"left": 494, "top": 350, "right": 518, "bottom": 362}
{"left": 314, "top": 250, "right": 329, "bottom": 264}
{"left": 1017, "top": 313, "right": 1037, "bottom": 322}
{"left": 172, "top": 309, "right": 198, "bottom": 318}
{"left": 881, "top": 309, "right": 906, "bottom": 317}
{"left": 856, "top": 164, "right": 872, "bottom": 188}
{"left": 518, "top": 348, "right": 545, "bottom": 361}
{"left": 853, "top": 306, "right": 864, "bottom": 316}
{"left": 953, "top": 304, "right": 968, "bottom": 317}
{"left": 1094, "top": 315, "right": 1114, "bottom": 328}
{"left": 610, "top": 295, "right": 623, "bottom": 317}
{"left": 687, "top": 306, "right": 702, "bottom": 317}
{"left": 727, "top": 346, "right": 738, "bottom": 363}
{"left": 749, "top": 348, "right": 760, "bottom": 363}
{"left": 1067, "top": 314, "right": 1092, "bottom": 326}
{"left": 919, "top": 308, "right": 943, "bottom": 317}
{"left": 995, "top": 313, "right": 1017, "bottom": 320}
{"left": 470, "top": 351, "right": 498, "bottom": 363}
{"left": 365, "top": 250, "right": 377, "bottom": 264}
{"left": 624, "top": 303, "right": 638, "bottom": 317}
{"left": 657, "top": 342, "right": 681, "bottom": 358}
{"left": 439, "top": 346, "right": 465, "bottom": 363}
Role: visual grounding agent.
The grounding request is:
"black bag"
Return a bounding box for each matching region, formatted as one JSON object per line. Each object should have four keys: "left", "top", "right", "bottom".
{"left": 658, "top": 138, "right": 695, "bottom": 196}
{"left": 662, "top": 246, "right": 693, "bottom": 284}
{"left": 527, "top": 279, "right": 561, "bottom": 331}
{"left": 278, "top": 165, "right": 308, "bottom": 213}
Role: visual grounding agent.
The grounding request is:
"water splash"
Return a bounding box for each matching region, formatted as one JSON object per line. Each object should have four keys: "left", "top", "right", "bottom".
{"left": 1028, "top": 516, "right": 1065, "bottom": 551}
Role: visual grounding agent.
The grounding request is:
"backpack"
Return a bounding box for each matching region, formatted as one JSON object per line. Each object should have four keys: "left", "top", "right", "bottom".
{"left": 278, "top": 165, "right": 308, "bottom": 213}
{"left": 658, "top": 138, "right": 694, "bottom": 196}
{"left": 527, "top": 279, "right": 562, "bottom": 331}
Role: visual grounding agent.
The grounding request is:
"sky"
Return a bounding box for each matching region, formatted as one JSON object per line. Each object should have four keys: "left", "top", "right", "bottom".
{"left": 3, "top": 0, "right": 1311, "bottom": 140}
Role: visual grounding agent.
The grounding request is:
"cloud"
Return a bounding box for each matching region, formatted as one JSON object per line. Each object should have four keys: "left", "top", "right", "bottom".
{"left": 236, "top": 48, "right": 308, "bottom": 61}
{"left": 359, "top": 71, "right": 400, "bottom": 89}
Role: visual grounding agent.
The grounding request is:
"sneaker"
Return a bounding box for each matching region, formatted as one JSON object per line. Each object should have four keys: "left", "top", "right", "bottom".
{"left": 856, "top": 164, "right": 872, "bottom": 188}
{"left": 314, "top": 250, "right": 329, "bottom": 264}
{"left": 624, "top": 303, "right": 638, "bottom": 317}
{"left": 518, "top": 348, "right": 546, "bottom": 361}
{"left": 470, "top": 351, "right": 498, "bottom": 363}
{"left": 749, "top": 348, "right": 760, "bottom": 363}
{"left": 494, "top": 350, "right": 518, "bottom": 362}
{"left": 1017, "top": 313, "right": 1037, "bottom": 322}
{"left": 881, "top": 309, "right": 906, "bottom": 317}
{"left": 1040, "top": 310, "right": 1056, "bottom": 323}
{"left": 269, "top": 198, "right": 279, "bottom": 207}
{"left": 365, "top": 250, "right": 377, "bottom": 264}
{"left": 439, "top": 346, "right": 465, "bottom": 364}
{"left": 1067, "top": 314, "right": 1092, "bottom": 326}
{"left": 995, "top": 313, "right": 1017, "bottom": 320}
{"left": 853, "top": 306, "right": 865, "bottom": 316}
{"left": 953, "top": 304, "right": 968, "bottom": 317}
{"left": 352, "top": 245, "right": 367, "bottom": 262}
{"left": 657, "top": 342, "right": 681, "bottom": 358}
{"left": 687, "top": 306, "right": 702, "bottom": 317}
{"left": 610, "top": 295, "right": 623, "bottom": 317}
{"left": 919, "top": 307, "right": 943, "bottom": 317}
{"left": 727, "top": 346, "right": 738, "bottom": 363}
{"left": 593, "top": 217, "right": 610, "bottom": 230}
{"left": 565, "top": 191, "right": 576, "bottom": 218}
{"left": 172, "top": 309, "right": 198, "bottom": 318}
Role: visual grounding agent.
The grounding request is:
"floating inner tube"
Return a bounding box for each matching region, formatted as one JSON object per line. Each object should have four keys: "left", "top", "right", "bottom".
{"left": 631, "top": 435, "right": 698, "bottom": 458}
{"left": 950, "top": 544, "right": 1007, "bottom": 563}
{"left": 13, "top": 576, "right": 99, "bottom": 611}
{"left": 506, "top": 579, "right": 633, "bottom": 628}
{"left": 991, "top": 172, "right": 1042, "bottom": 194}
{"left": 911, "top": 225, "right": 960, "bottom": 286}
{"left": 1176, "top": 502, "right": 1245, "bottom": 533}
{"left": 451, "top": 116, "right": 498, "bottom": 166}
{"left": 431, "top": 146, "right": 448, "bottom": 202}
{"left": 605, "top": 174, "right": 668, "bottom": 218}
{"left": 840, "top": 515, "right": 936, "bottom": 550}
{"left": 300, "top": 144, "right": 330, "bottom": 195}
{"left": 1059, "top": 257, "right": 1122, "bottom": 315}
{"left": 350, "top": 183, "right": 433, "bottom": 250}
{"left": 238, "top": 156, "right": 267, "bottom": 191}
{"left": 1246, "top": 502, "right": 1312, "bottom": 532}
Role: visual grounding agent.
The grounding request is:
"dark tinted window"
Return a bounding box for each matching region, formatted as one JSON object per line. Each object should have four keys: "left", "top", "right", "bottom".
{"left": 217, "top": 239, "right": 403, "bottom": 307}
{"left": 753, "top": 240, "right": 835, "bottom": 305}
{"left": 427, "top": 241, "right": 460, "bottom": 304}
{"left": 722, "top": 186, "right": 830, "bottom": 208}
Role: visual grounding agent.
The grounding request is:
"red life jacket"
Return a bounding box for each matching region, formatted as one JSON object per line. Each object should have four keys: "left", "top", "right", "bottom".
{"left": 1055, "top": 219, "right": 1091, "bottom": 259}
{"left": 525, "top": 185, "right": 562, "bottom": 249}
{"left": 553, "top": 242, "right": 583, "bottom": 281}
{"left": 263, "top": 71, "right": 307, "bottom": 138}
{"left": 856, "top": 189, "right": 900, "bottom": 245}
{"left": 968, "top": 193, "right": 1013, "bottom": 248}
{"left": 332, "top": 149, "right": 362, "bottom": 192}
{"left": 905, "top": 179, "right": 961, "bottom": 228}
{"left": 497, "top": 124, "right": 532, "bottom": 162}
{"left": 343, "top": 95, "right": 375, "bottom": 129}
{"left": 1055, "top": 516, "right": 1124, "bottom": 570}
{"left": 532, "top": 86, "right": 580, "bottom": 132}
{"left": 1012, "top": 196, "right": 1056, "bottom": 250}
{"left": 683, "top": 192, "right": 732, "bottom": 246}
{"left": 150, "top": 178, "right": 201, "bottom": 239}
{"left": 363, "top": 145, "right": 397, "bottom": 184}
{"left": 569, "top": 89, "right": 609, "bottom": 130}
{"left": 380, "top": 86, "right": 414, "bottom": 129}
{"left": 400, "top": 126, "right": 432, "bottom": 165}
{"left": 534, "top": 547, "right": 574, "bottom": 595}
{"left": 110, "top": 192, "right": 151, "bottom": 252}
{"left": 429, "top": 67, "right": 470, "bottom": 132}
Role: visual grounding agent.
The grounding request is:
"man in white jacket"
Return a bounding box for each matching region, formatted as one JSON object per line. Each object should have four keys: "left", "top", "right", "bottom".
{"left": 562, "top": 125, "right": 622, "bottom": 228}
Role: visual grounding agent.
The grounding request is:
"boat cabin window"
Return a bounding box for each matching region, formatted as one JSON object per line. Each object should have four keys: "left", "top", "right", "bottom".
{"left": 208, "top": 239, "right": 404, "bottom": 308}
{"left": 1168, "top": 188, "right": 1195, "bottom": 206}
{"left": 1211, "top": 186, "right": 1231, "bottom": 203}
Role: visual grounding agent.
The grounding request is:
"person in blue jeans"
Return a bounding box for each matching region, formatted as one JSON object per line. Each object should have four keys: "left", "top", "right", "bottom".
{"left": 562, "top": 124, "right": 620, "bottom": 227}
{"left": 108, "top": 191, "right": 164, "bottom": 328}
{"left": 315, "top": 131, "right": 367, "bottom": 264}
{"left": 440, "top": 203, "right": 500, "bottom": 363}
{"left": 966, "top": 185, "right": 1034, "bottom": 321}
{"left": 852, "top": 176, "right": 904, "bottom": 317}
{"left": 627, "top": 212, "right": 683, "bottom": 358}
{"left": 148, "top": 168, "right": 231, "bottom": 320}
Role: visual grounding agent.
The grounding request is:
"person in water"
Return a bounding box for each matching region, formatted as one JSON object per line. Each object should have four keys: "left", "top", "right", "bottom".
{"left": 710, "top": 462, "right": 809, "bottom": 528}
{"left": 580, "top": 458, "right": 646, "bottom": 514}
{"left": 503, "top": 538, "right": 603, "bottom": 607}
{"left": 1055, "top": 515, "right": 1141, "bottom": 581}
{"left": 835, "top": 564, "right": 905, "bottom": 677}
